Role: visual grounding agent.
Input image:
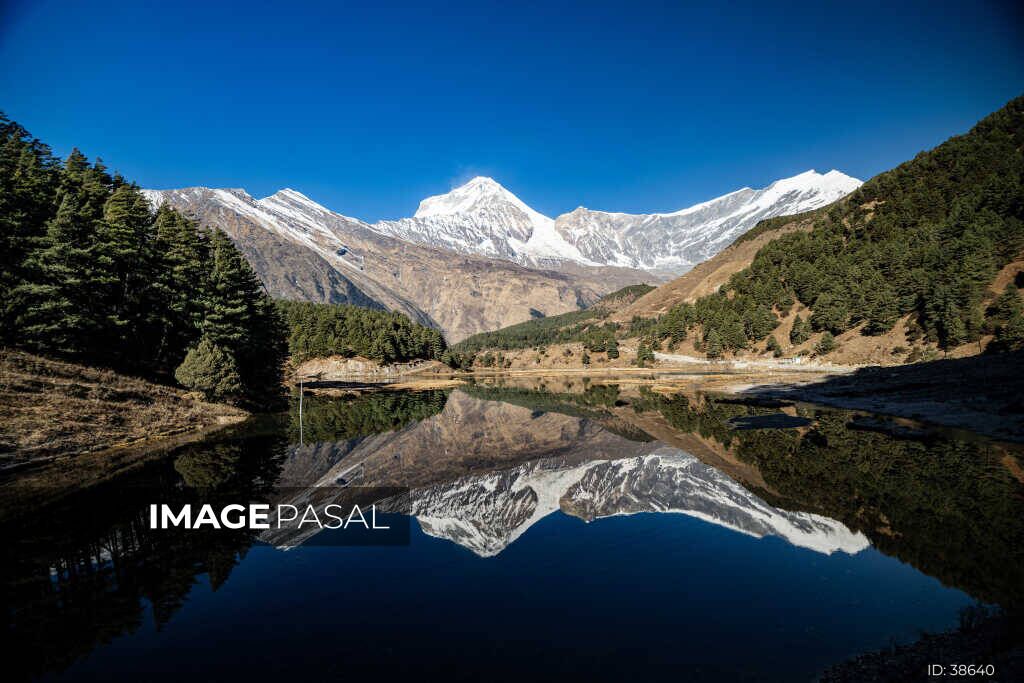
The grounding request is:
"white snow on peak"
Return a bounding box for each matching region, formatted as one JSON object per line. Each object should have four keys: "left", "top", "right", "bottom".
{"left": 370, "top": 169, "right": 862, "bottom": 274}
{"left": 375, "top": 176, "right": 595, "bottom": 265}
{"left": 662, "top": 186, "right": 753, "bottom": 218}
{"left": 415, "top": 177, "right": 512, "bottom": 217}
{"left": 141, "top": 185, "right": 374, "bottom": 278}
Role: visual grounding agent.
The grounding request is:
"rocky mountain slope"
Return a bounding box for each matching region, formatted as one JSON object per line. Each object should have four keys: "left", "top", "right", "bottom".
{"left": 143, "top": 187, "right": 649, "bottom": 342}
{"left": 372, "top": 171, "right": 861, "bottom": 276}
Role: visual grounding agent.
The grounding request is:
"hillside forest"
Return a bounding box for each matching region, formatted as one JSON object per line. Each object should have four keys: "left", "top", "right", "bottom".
{"left": 454, "top": 97, "right": 1024, "bottom": 363}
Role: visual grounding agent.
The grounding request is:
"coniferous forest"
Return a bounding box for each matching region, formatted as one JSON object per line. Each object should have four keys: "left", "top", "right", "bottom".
{"left": 0, "top": 114, "right": 289, "bottom": 407}
{"left": 648, "top": 97, "right": 1024, "bottom": 353}
{"left": 0, "top": 115, "right": 446, "bottom": 408}
{"left": 277, "top": 300, "right": 446, "bottom": 364}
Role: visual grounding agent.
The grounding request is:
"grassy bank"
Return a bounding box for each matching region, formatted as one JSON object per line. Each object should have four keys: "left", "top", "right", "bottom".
{"left": 0, "top": 350, "right": 247, "bottom": 469}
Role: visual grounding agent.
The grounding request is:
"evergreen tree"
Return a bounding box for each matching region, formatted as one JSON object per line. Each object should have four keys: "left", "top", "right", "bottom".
{"left": 201, "top": 230, "right": 287, "bottom": 407}
{"left": 705, "top": 328, "right": 723, "bottom": 359}
{"left": 790, "top": 315, "right": 812, "bottom": 345}
{"left": 174, "top": 337, "right": 243, "bottom": 402}
{"left": 0, "top": 114, "right": 59, "bottom": 340}
{"left": 95, "top": 183, "right": 155, "bottom": 361}
{"left": 150, "top": 206, "right": 210, "bottom": 370}
{"left": 766, "top": 335, "right": 783, "bottom": 357}
{"left": 990, "top": 310, "right": 1024, "bottom": 352}
{"left": 810, "top": 293, "right": 849, "bottom": 334}
{"left": 15, "top": 152, "right": 114, "bottom": 356}
{"left": 863, "top": 282, "right": 900, "bottom": 335}
{"left": 635, "top": 343, "right": 655, "bottom": 367}
{"left": 607, "top": 337, "right": 620, "bottom": 359}
{"left": 814, "top": 332, "right": 837, "bottom": 356}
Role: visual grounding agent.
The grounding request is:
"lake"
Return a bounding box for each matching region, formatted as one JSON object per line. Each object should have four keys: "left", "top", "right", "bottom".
{"left": 5, "top": 378, "right": 1023, "bottom": 681}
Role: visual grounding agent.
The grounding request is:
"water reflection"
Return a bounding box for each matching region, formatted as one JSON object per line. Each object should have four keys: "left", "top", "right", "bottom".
{"left": 3, "top": 378, "right": 1023, "bottom": 680}
{"left": 394, "top": 448, "right": 868, "bottom": 557}
{"left": 3, "top": 433, "right": 286, "bottom": 681}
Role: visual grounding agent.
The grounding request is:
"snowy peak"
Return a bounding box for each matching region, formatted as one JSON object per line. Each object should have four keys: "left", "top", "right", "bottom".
{"left": 414, "top": 176, "right": 535, "bottom": 219}
{"left": 148, "top": 167, "right": 862, "bottom": 278}
{"left": 374, "top": 176, "right": 592, "bottom": 266}
{"left": 551, "top": 169, "right": 863, "bottom": 274}
{"left": 758, "top": 169, "right": 861, "bottom": 202}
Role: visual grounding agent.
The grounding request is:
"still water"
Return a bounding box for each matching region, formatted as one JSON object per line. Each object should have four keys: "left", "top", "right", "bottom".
{"left": 5, "top": 379, "right": 1023, "bottom": 681}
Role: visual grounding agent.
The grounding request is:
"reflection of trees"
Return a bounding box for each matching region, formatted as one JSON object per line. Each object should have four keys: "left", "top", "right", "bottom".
{"left": 3, "top": 434, "right": 285, "bottom": 680}
{"left": 462, "top": 382, "right": 623, "bottom": 417}
{"left": 464, "top": 382, "right": 1024, "bottom": 608}
{"left": 289, "top": 390, "right": 449, "bottom": 443}
{"left": 639, "top": 391, "right": 1024, "bottom": 608}
{"left": 459, "top": 383, "right": 654, "bottom": 442}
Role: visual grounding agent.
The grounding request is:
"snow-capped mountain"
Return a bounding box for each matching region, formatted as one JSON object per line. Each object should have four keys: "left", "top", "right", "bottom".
{"left": 403, "top": 449, "right": 869, "bottom": 558}
{"left": 371, "top": 170, "right": 861, "bottom": 275}
{"left": 374, "top": 176, "right": 593, "bottom": 267}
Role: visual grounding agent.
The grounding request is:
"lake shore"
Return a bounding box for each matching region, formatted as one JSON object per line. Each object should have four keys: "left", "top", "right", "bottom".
{"left": 0, "top": 350, "right": 247, "bottom": 472}
{"left": 299, "top": 350, "right": 1024, "bottom": 443}
{"left": 728, "top": 350, "right": 1024, "bottom": 444}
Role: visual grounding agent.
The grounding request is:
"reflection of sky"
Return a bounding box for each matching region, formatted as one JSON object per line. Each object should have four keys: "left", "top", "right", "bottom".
{"left": 63, "top": 501, "right": 975, "bottom": 683}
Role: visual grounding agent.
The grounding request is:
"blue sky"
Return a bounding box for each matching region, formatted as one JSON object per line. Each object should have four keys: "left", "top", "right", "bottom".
{"left": 2, "top": 0, "right": 1021, "bottom": 221}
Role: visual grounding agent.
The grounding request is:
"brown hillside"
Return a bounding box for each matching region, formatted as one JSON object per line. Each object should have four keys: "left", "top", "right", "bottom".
{"left": 0, "top": 350, "right": 246, "bottom": 468}
{"left": 611, "top": 212, "right": 820, "bottom": 322}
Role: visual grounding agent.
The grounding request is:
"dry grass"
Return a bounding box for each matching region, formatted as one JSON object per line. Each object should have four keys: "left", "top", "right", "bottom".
{"left": 0, "top": 349, "right": 247, "bottom": 468}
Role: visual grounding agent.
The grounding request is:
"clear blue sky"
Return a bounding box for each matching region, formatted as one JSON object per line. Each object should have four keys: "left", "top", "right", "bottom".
{"left": 2, "top": 0, "right": 1022, "bottom": 221}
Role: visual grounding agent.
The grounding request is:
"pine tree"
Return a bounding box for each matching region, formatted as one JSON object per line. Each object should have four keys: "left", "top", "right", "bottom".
{"left": 810, "top": 293, "right": 849, "bottom": 334}
{"left": 814, "top": 331, "right": 837, "bottom": 356}
{"left": 175, "top": 336, "right": 243, "bottom": 402}
{"left": 95, "top": 183, "right": 155, "bottom": 361}
{"left": 790, "top": 315, "right": 811, "bottom": 345}
{"left": 705, "top": 328, "right": 723, "bottom": 359}
{"left": 0, "top": 115, "right": 59, "bottom": 340}
{"left": 202, "top": 229, "right": 286, "bottom": 407}
{"left": 766, "top": 335, "right": 783, "bottom": 357}
{"left": 607, "top": 338, "right": 620, "bottom": 359}
{"left": 635, "top": 343, "right": 655, "bottom": 367}
{"left": 990, "top": 310, "right": 1024, "bottom": 352}
{"left": 150, "top": 206, "right": 210, "bottom": 370}
{"left": 863, "top": 283, "right": 900, "bottom": 335}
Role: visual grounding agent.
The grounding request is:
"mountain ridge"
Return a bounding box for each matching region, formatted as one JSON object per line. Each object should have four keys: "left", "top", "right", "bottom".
{"left": 143, "top": 186, "right": 652, "bottom": 342}
{"left": 370, "top": 169, "right": 861, "bottom": 275}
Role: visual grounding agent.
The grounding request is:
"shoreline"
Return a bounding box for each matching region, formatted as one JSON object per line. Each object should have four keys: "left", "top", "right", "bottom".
{"left": 0, "top": 350, "right": 249, "bottom": 472}
{"left": 301, "top": 352, "right": 1024, "bottom": 443}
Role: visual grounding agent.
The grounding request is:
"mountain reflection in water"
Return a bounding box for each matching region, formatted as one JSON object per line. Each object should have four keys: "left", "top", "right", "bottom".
{"left": 3, "top": 379, "right": 1023, "bottom": 681}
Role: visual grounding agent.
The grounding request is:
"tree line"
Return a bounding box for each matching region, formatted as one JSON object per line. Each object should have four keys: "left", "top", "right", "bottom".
{"left": 647, "top": 96, "right": 1024, "bottom": 356}
{"left": 0, "top": 114, "right": 287, "bottom": 407}
{"left": 276, "top": 300, "right": 446, "bottom": 364}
